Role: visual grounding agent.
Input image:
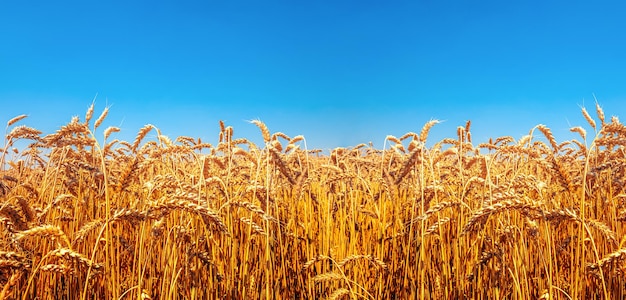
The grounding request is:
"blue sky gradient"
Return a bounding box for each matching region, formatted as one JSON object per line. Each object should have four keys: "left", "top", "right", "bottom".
{"left": 1, "top": 1, "right": 624, "bottom": 150}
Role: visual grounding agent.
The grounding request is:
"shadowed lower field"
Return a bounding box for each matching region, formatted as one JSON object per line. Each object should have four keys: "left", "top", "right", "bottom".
{"left": 1, "top": 104, "right": 625, "bottom": 299}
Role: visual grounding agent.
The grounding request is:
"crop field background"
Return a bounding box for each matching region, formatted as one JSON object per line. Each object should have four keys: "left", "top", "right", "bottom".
{"left": 0, "top": 103, "right": 625, "bottom": 299}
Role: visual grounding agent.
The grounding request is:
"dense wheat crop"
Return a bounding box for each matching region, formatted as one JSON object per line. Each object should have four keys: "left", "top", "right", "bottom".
{"left": 1, "top": 104, "right": 625, "bottom": 299}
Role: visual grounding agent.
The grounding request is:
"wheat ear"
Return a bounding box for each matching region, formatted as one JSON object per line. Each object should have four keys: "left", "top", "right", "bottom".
{"left": 7, "top": 115, "right": 28, "bottom": 127}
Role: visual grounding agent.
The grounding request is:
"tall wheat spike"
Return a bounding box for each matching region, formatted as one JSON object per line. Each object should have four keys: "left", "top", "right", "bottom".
{"left": 7, "top": 115, "right": 28, "bottom": 127}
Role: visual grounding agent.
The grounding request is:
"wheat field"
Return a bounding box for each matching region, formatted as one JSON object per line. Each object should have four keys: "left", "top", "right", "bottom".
{"left": 0, "top": 104, "right": 625, "bottom": 299}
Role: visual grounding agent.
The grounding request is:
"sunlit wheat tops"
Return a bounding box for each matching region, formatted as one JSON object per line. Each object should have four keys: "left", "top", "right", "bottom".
{"left": 0, "top": 104, "right": 624, "bottom": 299}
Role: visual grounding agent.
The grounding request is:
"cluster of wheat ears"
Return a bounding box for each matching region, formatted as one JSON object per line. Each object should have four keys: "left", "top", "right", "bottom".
{"left": 0, "top": 103, "right": 625, "bottom": 299}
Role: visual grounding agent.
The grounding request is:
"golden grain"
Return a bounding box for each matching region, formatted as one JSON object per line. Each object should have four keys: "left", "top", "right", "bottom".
{"left": 94, "top": 106, "right": 109, "bottom": 129}
{"left": 132, "top": 124, "right": 155, "bottom": 152}
{"left": 85, "top": 102, "right": 95, "bottom": 125}
{"left": 6, "top": 114, "right": 27, "bottom": 127}
{"left": 1, "top": 105, "right": 625, "bottom": 299}
{"left": 419, "top": 119, "right": 440, "bottom": 144}
{"left": 250, "top": 119, "right": 271, "bottom": 143}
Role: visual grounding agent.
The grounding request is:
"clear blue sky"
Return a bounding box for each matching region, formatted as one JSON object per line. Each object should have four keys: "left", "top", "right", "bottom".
{"left": 1, "top": 1, "right": 624, "bottom": 150}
